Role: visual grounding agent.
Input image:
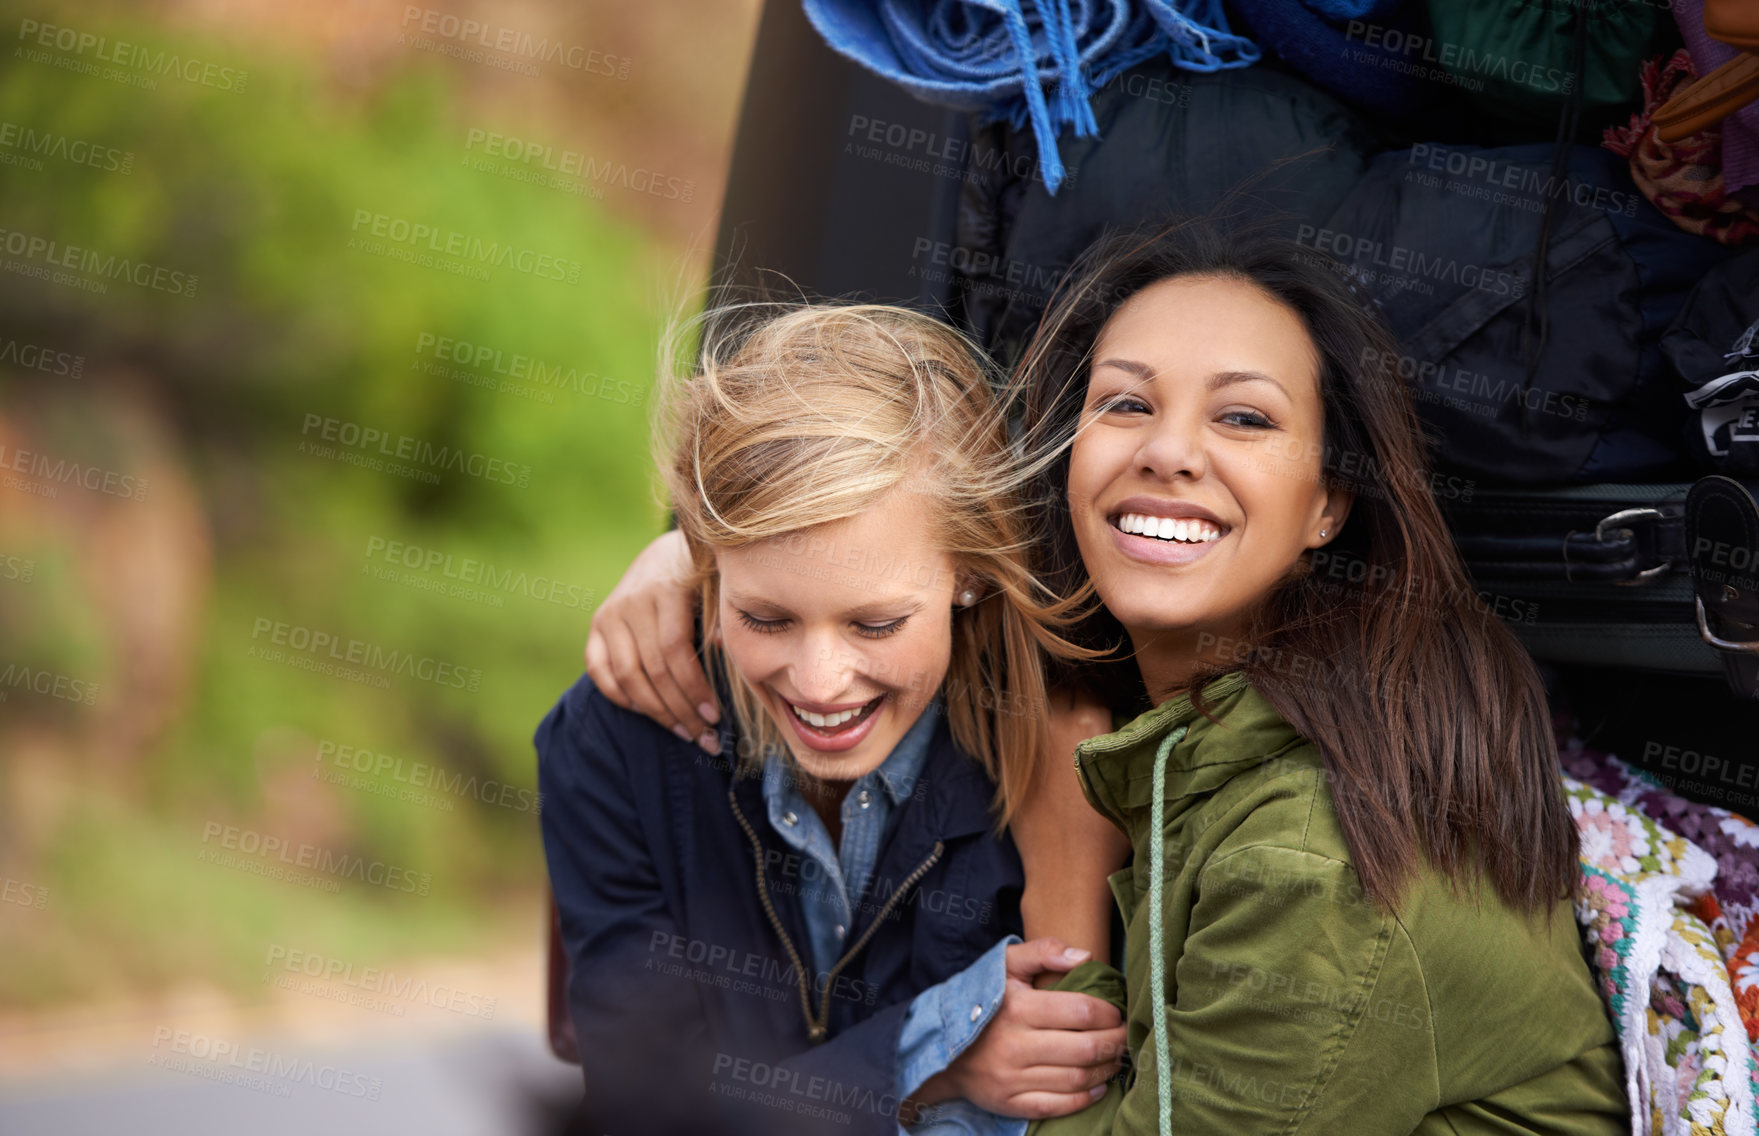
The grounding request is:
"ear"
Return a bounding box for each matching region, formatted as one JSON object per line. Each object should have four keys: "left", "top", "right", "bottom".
{"left": 1313, "top": 483, "right": 1354, "bottom": 546}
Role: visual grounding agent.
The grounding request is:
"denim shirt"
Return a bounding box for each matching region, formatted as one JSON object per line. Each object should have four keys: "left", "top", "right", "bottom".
{"left": 762, "top": 701, "right": 1026, "bottom": 1136}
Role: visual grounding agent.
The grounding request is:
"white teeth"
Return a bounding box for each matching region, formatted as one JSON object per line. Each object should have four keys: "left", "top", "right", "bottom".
{"left": 791, "top": 703, "right": 860, "bottom": 729}
{"left": 1115, "top": 513, "right": 1223, "bottom": 543}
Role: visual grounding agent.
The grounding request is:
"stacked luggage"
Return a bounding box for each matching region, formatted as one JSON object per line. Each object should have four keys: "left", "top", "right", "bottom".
{"left": 717, "top": 2, "right": 1759, "bottom": 786}
{"left": 927, "top": 3, "right": 1759, "bottom": 809}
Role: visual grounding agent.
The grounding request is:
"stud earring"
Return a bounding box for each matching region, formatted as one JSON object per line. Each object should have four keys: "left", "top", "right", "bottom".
{"left": 959, "top": 589, "right": 977, "bottom": 607}
{"left": 1319, "top": 529, "right": 1328, "bottom": 539}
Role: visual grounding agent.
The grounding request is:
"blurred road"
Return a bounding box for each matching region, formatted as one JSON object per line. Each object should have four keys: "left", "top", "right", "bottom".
{"left": 0, "top": 1026, "right": 583, "bottom": 1136}
{"left": 0, "top": 946, "right": 584, "bottom": 1135}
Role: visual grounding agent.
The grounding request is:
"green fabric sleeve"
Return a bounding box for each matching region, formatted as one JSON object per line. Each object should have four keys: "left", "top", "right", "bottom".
{"left": 1028, "top": 961, "right": 1127, "bottom": 1136}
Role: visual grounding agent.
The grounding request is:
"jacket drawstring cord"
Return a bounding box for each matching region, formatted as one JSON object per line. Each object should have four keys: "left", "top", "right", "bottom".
{"left": 1148, "top": 722, "right": 1189, "bottom": 1136}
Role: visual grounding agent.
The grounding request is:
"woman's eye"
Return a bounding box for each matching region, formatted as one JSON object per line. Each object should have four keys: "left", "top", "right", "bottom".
{"left": 853, "top": 617, "right": 908, "bottom": 640}
{"left": 737, "top": 611, "right": 790, "bottom": 635}
{"left": 1093, "top": 394, "right": 1149, "bottom": 415}
{"left": 1220, "top": 409, "right": 1274, "bottom": 429}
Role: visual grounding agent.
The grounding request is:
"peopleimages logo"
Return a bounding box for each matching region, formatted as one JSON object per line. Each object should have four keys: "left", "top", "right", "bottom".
{"left": 363, "top": 536, "right": 593, "bottom": 612}
{"left": 200, "top": 822, "right": 433, "bottom": 895}
{"left": 15, "top": 19, "right": 250, "bottom": 92}
{"left": 315, "top": 738, "right": 540, "bottom": 814}
{"left": 463, "top": 130, "right": 694, "bottom": 202}
{"left": 1295, "top": 225, "right": 1525, "bottom": 299}
{"left": 348, "top": 209, "right": 583, "bottom": 285}
{"left": 298, "top": 413, "right": 532, "bottom": 488}
{"left": 398, "top": 7, "right": 631, "bottom": 79}
{"left": 0, "top": 332, "right": 84, "bottom": 376}
{"left": 0, "top": 226, "right": 197, "bottom": 297}
{"left": 412, "top": 332, "right": 644, "bottom": 405}
{"left": 846, "top": 114, "right": 1073, "bottom": 186}
{"left": 150, "top": 1028, "right": 381, "bottom": 1099}
{"left": 0, "top": 662, "right": 99, "bottom": 705}
{"left": 263, "top": 945, "right": 498, "bottom": 1019}
{"left": 248, "top": 616, "right": 484, "bottom": 692}
{"left": 0, "top": 121, "right": 133, "bottom": 174}
{"left": 1342, "top": 21, "right": 1573, "bottom": 95}
{"left": 1405, "top": 144, "right": 1639, "bottom": 219}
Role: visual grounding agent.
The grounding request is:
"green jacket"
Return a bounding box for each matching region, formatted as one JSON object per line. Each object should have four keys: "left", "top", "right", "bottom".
{"left": 1029, "top": 672, "right": 1627, "bottom": 1136}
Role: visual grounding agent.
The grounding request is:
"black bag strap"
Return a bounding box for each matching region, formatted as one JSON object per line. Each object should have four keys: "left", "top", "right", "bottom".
{"left": 1444, "top": 491, "right": 1689, "bottom": 583}
{"left": 1686, "top": 475, "right": 1759, "bottom": 700}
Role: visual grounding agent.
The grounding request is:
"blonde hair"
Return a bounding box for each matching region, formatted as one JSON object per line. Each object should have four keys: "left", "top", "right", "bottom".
{"left": 656, "top": 302, "right": 1095, "bottom": 826}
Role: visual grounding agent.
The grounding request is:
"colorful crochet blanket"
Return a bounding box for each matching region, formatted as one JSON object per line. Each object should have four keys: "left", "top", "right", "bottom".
{"left": 1562, "top": 726, "right": 1759, "bottom": 1136}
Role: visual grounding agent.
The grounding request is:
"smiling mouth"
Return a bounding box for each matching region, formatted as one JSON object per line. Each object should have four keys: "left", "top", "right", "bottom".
{"left": 783, "top": 694, "right": 885, "bottom": 736}
{"left": 1111, "top": 512, "right": 1228, "bottom": 544}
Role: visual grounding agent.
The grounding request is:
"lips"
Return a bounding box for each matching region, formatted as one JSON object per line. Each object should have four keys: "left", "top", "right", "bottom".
{"left": 787, "top": 694, "right": 882, "bottom": 731}
{"left": 1102, "top": 498, "right": 1232, "bottom": 566}
{"left": 777, "top": 692, "right": 887, "bottom": 753}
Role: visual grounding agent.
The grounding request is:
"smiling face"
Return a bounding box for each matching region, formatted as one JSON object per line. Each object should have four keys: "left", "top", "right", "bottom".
{"left": 1065, "top": 273, "right": 1351, "bottom": 694}
{"left": 714, "top": 489, "right": 958, "bottom": 783}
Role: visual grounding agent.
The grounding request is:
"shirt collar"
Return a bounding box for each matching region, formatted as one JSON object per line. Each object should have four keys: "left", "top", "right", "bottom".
{"left": 869, "top": 699, "right": 940, "bottom": 806}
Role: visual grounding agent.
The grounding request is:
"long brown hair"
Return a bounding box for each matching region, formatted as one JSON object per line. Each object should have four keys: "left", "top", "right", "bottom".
{"left": 658, "top": 302, "right": 1097, "bottom": 826}
{"left": 1014, "top": 220, "right": 1579, "bottom": 917}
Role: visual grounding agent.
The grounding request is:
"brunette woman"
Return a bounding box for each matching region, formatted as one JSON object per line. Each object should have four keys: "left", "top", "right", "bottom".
{"left": 1012, "top": 222, "right": 1624, "bottom": 1134}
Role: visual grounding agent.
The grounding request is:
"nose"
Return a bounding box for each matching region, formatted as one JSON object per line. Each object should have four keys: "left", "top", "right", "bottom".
{"left": 1135, "top": 405, "right": 1207, "bottom": 482}
{"left": 790, "top": 630, "right": 856, "bottom": 703}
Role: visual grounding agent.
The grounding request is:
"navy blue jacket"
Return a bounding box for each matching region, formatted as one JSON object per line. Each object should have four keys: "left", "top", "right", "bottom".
{"left": 536, "top": 674, "right": 1025, "bottom": 1136}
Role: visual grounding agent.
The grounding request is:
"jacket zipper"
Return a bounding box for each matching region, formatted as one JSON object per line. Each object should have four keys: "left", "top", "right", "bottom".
{"left": 728, "top": 784, "right": 944, "bottom": 1044}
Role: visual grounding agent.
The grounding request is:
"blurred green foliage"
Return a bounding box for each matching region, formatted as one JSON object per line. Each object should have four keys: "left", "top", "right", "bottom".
{"left": 0, "top": 6, "right": 675, "bottom": 1004}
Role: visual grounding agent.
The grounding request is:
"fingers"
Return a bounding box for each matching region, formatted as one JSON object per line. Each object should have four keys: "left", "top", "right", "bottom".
{"left": 634, "top": 596, "right": 715, "bottom": 744}
{"left": 647, "top": 590, "right": 721, "bottom": 752}
{"left": 1005, "top": 986, "right": 1125, "bottom": 1032}
{"left": 584, "top": 629, "right": 632, "bottom": 711}
{"left": 1000, "top": 1086, "right": 1112, "bottom": 1121}
{"left": 996, "top": 1023, "right": 1129, "bottom": 1072}
{"left": 654, "top": 597, "right": 721, "bottom": 731}
{"left": 599, "top": 621, "right": 695, "bottom": 746}
{"left": 580, "top": 529, "right": 719, "bottom": 750}
{"left": 1005, "top": 938, "right": 1092, "bottom": 982}
{"left": 948, "top": 981, "right": 1126, "bottom": 1121}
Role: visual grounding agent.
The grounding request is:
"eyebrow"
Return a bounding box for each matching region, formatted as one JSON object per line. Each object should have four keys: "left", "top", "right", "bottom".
{"left": 1092, "top": 359, "right": 1291, "bottom": 399}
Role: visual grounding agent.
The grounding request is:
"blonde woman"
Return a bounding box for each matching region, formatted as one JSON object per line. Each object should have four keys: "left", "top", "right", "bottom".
{"left": 537, "top": 304, "right": 1125, "bottom": 1136}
